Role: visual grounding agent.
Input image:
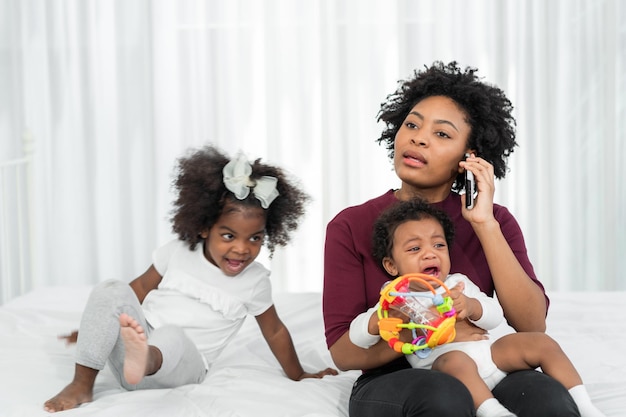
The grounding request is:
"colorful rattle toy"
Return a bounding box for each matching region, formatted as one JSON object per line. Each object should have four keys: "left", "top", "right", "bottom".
{"left": 377, "top": 273, "right": 457, "bottom": 358}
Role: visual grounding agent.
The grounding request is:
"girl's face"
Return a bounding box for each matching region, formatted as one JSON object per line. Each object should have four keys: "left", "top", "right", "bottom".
{"left": 201, "top": 202, "right": 266, "bottom": 277}
{"left": 393, "top": 95, "right": 472, "bottom": 201}
{"left": 382, "top": 217, "right": 451, "bottom": 285}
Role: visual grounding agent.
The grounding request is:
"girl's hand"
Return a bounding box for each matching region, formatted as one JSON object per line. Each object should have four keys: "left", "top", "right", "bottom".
{"left": 297, "top": 367, "right": 339, "bottom": 380}
{"left": 58, "top": 330, "right": 79, "bottom": 345}
{"left": 460, "top": 154, "right": 496, "bottom": 225}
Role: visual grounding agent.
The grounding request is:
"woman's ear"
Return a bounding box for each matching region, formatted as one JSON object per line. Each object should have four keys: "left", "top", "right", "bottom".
{"left": 382, "top": 257, "right": 399, "bottom": 276}
{"left": 200, "top": 229, "right": 209, "bottom": 239}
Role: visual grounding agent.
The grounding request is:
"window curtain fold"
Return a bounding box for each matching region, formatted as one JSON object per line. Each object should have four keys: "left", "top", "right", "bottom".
{"left": 0, "top": 0, "right": 624, "bottom": 303}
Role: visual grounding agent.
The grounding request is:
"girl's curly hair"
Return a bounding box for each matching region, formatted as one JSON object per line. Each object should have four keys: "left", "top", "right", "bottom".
{"left": 372, "top": 198, "right": 455, "bottom": 263}
{"left": 170, "top": 145, "right": 310, "bottom": 256}
{"left": 376, "top": 61, "right": 517, "bottom": 192}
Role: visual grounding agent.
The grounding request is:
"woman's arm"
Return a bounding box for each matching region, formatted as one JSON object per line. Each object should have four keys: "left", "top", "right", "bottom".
{"left": 256, "top": 305, "right": 337, "bottom": 380}
{"left": 472, "top": 220, "right": 546, "bottom": 331}
{"left": 462, "top": 156, "right": 546, "bottom": 332}
{"left": 330, "top": 331, "right": 403, "bottom": 371}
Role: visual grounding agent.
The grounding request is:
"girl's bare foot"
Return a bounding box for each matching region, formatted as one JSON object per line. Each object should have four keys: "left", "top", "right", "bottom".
{"left": 119, "top": 313, "right": 149, "bottom": 385}
{"left": 43, "top": 364, "right": 97, "bottom": 412}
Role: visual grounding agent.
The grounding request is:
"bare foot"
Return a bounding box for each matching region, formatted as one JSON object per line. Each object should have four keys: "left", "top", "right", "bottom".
{"left": 119, "top": 313, "right": 149, "bottom": 385}
{"left": 43, "top": 365, "right": 96, "bottom": 412}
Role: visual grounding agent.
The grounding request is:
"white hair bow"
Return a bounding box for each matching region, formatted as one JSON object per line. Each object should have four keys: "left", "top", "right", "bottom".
{"left": 222, "top": 154, "right": 279, "bottom": 209}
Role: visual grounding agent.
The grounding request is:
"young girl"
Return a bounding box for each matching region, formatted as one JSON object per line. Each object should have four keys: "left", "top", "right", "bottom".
{"left": 44, "top": 145, "right": 337, "bottom": 412}
{"left": 350, "top": 198, "right": 605, "bottom": 417}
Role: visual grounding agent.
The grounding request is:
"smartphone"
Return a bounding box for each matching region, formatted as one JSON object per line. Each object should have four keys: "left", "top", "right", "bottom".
{"left": 464, "top": 153, "right": 476, "bottom": 209}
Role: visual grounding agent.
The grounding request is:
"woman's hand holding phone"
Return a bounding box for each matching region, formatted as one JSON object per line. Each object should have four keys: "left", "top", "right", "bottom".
{"left": 461, "top": 154, "right": 497, "bottom": 225}
{"left": 464, "top": 153, "right": 476, "bottom": 209}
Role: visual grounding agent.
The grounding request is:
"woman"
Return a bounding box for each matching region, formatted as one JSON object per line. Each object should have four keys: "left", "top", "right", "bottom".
{"left": 322, "top": 61, "right": 580, "bottom": 416}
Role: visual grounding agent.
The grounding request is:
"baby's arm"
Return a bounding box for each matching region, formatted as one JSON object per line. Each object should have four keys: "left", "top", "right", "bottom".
{"left": 448, "top": 273, "right": 504, "bottom": 330}
{"left": 349, "top": 305, "right": 381, "bottom": 348}
{"left": 255, "top": 305, "right": 337, "bottom": 380}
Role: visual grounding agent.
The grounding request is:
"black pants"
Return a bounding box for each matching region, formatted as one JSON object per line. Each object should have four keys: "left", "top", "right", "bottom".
{"left": 349, "top": 368, "right": 580, "bottom": 417}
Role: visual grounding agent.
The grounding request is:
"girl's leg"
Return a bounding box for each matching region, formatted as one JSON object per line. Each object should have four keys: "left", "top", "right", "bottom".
{"left": 43, "top": 364, "right": 98, "bottom": 413}
{"left": 349, "top": 363, "right": 474, "bottom": 417}
{"left": 117, "top": 313, "right": 163, "bottom": 385}
{"left": 44, "top": 280, "right": 143, "bottom": 412}
{"left": 146, "top": 325, "right": 207, "bottom": 388}
{"left": 110, "top": 321, "right": 207, "bottom": 391}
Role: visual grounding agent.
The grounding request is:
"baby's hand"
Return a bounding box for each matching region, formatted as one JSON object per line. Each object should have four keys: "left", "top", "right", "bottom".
{"left": 449, "top": 282, "right": 482, "bottom": 322}
{"left": 58, "top": 330, "right": 78, "bottom": 345}
{"left": 448, "top": 282, "right": 468, "bottom": 318}
{"left": 298, "top": 367, "right": 339, "bottom": 380}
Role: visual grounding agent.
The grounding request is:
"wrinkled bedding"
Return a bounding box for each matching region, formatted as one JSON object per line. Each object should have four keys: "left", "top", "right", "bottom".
{"left": 1, "top": 287, "right": 624, "bottom": 416}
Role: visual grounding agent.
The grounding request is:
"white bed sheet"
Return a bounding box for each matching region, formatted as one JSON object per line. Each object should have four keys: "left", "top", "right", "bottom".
{"left": 0, "top": 287, "right": 624, "bottom": 417}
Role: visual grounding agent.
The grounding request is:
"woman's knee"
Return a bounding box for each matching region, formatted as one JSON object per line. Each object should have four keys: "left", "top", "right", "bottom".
{"left": 351, "top": 369, "right": 473, "bottom": 416}
{"left": 493, "top": 370, "right": 580, "bottom": 417}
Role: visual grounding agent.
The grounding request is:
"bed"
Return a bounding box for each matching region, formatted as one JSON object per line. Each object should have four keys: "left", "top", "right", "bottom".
{"left": 1, "top": 287, "right": 625, "bottom": 417}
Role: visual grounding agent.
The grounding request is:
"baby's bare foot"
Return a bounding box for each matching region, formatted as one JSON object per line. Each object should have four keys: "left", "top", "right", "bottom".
{"left": 119, "top": 313, "right": 149, "bottom": 385}
{"left": 43, "top": 382, "right": 93, "bottom": 412}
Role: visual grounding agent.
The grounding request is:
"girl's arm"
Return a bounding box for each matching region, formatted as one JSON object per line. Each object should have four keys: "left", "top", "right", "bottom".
{"left": 462, "top": 156, "right": 547, "bottom": 332}
{"left": 255, "top": 305, "right": 337, "bottom": 380}
{"left": 129, "top": 265, "right": 163, "bottom": 304}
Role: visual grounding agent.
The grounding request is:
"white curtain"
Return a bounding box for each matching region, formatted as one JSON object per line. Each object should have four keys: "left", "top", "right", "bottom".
{"left": 1, "top": 0, "right": 624, "bottom": 303}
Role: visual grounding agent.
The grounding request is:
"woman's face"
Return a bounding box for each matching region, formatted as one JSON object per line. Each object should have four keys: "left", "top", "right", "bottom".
{"left": 393, "top": 95, "right": 471, "bottom": 200}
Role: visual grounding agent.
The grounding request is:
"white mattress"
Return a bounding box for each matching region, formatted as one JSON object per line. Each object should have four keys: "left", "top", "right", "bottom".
{"left": 1, "top": 287, "right": 624, "bottom": 416}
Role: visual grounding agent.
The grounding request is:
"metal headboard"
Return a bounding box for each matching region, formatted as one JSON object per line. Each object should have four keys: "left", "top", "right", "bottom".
{"left": 0, "top": 133, "right": 33, "bottom": 304}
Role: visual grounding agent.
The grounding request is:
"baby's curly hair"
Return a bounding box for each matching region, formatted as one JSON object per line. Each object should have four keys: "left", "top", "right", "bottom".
{"left": 372, "top": 198, "right": 455, "bottom": 263}
{"left": 376, "top": 61, "right": 517, "bottom": 192}
{"left": 170, "top": 145, "right": 310, "bottom": 256}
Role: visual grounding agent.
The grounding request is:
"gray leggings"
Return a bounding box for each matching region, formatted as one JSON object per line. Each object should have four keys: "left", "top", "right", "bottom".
{"left": 76, "top": 280, "right": 207, "bottom": 390}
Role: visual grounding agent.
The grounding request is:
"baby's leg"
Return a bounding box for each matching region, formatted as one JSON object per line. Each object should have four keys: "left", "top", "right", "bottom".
{"left": 119, "top": 313, "right": 163, "bottom": 385}
{"left": 433, "top": 350, "right": 494, "bottom": 409}
{"left": 492, "top": 334, "right": 606, "bottom": 417}
{"left": 490, "top": 333, "right": 582, "bottom": 389}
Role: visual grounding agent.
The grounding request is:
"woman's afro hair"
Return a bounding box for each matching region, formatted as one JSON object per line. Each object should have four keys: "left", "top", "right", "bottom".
{"left": 376, "top": 61, "right": 517, "bottom": 192}
{"left": 169, "top": 145, "right": 310, "bottom": 256}
{"left": 372, "top": 198, "right": 455, "bottom": 263}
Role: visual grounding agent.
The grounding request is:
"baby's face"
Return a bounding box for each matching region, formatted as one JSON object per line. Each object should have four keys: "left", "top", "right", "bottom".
{"left": 385, "top": 217, "right": 451, "bottom": 287}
